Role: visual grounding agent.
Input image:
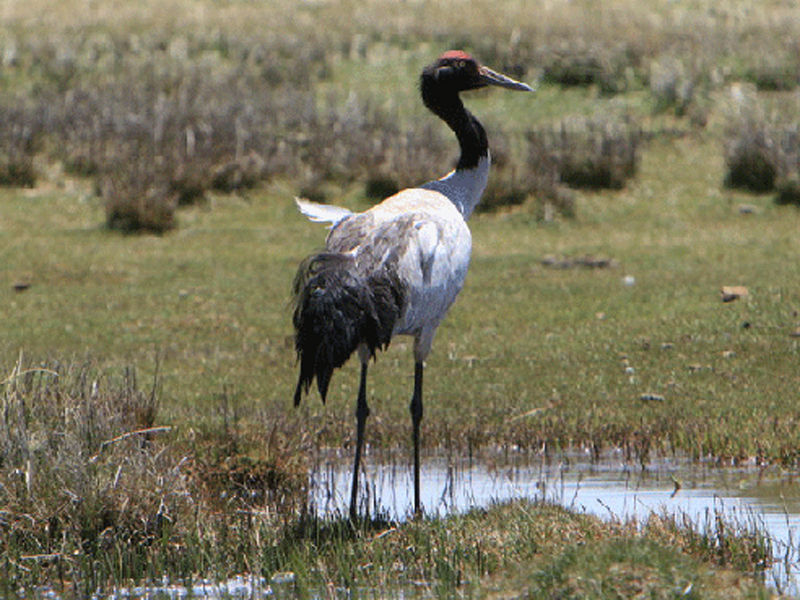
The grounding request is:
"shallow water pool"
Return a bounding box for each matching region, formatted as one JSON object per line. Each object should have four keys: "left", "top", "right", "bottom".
{"left": 38, "top": 451, "right": 800, "bottom": 599}
{"left": 310, "top": 449, "right": 800, "bottom": 594}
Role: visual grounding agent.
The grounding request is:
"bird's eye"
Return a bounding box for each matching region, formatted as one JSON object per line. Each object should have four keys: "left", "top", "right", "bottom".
{"left": 457, "top": 60, "right": 465, "bottom": 69}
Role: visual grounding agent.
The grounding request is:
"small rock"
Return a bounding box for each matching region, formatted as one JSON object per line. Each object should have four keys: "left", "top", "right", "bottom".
{"left": 13, "top": 282, "right": 31, "bottom": 292}
{"left": 622, "top": 275, "right": 636, "bottom": 286}
{"left": 540, "top": 255, "right": 561, "bottom": 267}
{"left": 575, "top": 255, "right": 616, "bottom": 269}
{"left": 721, "top": 286, "right": 748, "bottom": 302}
{"left": 640, "top": 393, "right": 665, "bottom": 402}
{"left": 541, "top": 255, "right": 617, "bottom": 269}
{"left": 738, "top": 204, "right": 757, "bottom": 215}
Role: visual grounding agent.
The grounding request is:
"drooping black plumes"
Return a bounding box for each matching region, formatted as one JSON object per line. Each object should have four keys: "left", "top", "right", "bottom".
{"left": 292, "top": 252, "right": 406, "bottom": 405}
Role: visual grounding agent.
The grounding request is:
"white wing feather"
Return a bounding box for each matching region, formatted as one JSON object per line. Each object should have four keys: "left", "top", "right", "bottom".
{"left": 294, "top": 197, "right": 353, "bottom": 226}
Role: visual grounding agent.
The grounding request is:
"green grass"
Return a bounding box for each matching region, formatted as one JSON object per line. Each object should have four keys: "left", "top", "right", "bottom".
{"left": 263, "top": 501, "right": 772, "bottom": 598}
{"left": 4, "top": 133, "right": 798, "bottom": 462}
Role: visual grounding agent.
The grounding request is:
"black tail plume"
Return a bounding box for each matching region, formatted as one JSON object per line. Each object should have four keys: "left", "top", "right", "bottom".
{"left": 292, "top": 253, "right": 405, "bottom": 405}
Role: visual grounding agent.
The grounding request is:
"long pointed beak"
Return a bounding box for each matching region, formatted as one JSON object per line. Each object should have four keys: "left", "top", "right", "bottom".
{"left": 479, "top": 66, "right": 535, "bottom": 92}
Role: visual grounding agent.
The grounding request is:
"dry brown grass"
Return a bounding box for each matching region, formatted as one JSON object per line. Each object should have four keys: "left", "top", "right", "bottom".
{"left": 2, "top": 0, "right": 800, "bottom": 229}
{"left": 0, "top": 358, "right": 306, "bottom": 590}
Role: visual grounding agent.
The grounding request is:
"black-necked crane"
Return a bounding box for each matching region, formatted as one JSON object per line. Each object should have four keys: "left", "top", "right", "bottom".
{"left": 292, "top": 51, "right": 533, "bottom": 519}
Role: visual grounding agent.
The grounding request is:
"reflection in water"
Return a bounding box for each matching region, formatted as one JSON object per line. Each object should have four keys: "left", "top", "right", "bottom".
{"left": 104, "top": 575, "right": 273, "bottom": 599}
{"left": 310, "top": 450, "right": 800, "bottom": 594}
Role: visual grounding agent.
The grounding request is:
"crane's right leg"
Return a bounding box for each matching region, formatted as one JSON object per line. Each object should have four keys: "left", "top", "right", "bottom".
{"left": 349, "top": 358, "right": 370, "bottom": 521}
{"left": 410, "top": 360, "right": 424, "bottom": 517}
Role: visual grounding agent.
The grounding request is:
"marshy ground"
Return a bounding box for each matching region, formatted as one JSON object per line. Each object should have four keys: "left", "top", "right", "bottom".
{"left": 2, "top": 0, "right": 800, "bottom": 596}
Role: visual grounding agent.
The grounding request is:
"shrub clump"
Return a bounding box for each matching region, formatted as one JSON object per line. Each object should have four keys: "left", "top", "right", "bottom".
{"left": 538, "top": 42, "right": 639, "bottom": 95}
{"left": 648, "top": 56, "right": 704, "bottom": 118}
{"left": 0, "top": 158, "right": 36, "bottom": 188}
{"left": 532, "top": 115, "right": 642, "bottom": 190}
{"left": 298, "top": 96, "right": 447, "bottom": 202}
{"left": 478, "top": 115, "right": 641, "bottom": 219}
{"left": 0, "top": 30, "right": 325, "bottom": 232}
{"left": 479, "top": 127, "right": 574, "bottom": 220}
{"left": 0, "top": 102, "right": 41, "bottom": 187}
{"left": 101, "top": 173, "right": 178, "bottom": 234}
{"left": 723, "top": 88, "right": 800, "bottom": 200}
{"left": 775, "top": 175, "right": 800, "bottom": 206}
{"left": 723, "top": 107, "right": 778, "bottom": 194}
{"left": 44, "top": 65, "right": 449, "bottom": 229}
{"left": 723, "top": 125, "right": 777, "bottom": 193}
{"left": 741, "top": 52, "right": 800, "bottom": 92}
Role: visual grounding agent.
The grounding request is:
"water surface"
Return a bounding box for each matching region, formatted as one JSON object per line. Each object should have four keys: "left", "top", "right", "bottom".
{"left": 54, "top": 451, "right": 800, "bottom": 598}
{"left": 310, "top": 449, "right": 800, "bottom": 594}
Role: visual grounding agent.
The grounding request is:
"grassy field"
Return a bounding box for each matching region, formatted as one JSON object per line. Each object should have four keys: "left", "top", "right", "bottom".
{"left": 2, "top": 0, "right": 800, "bottom": 596}
{"left": 3, "top": 125, "right": 798, "bottom": 462}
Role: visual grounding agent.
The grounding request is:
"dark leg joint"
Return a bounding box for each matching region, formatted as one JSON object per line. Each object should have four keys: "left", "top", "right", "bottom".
{"left": 409, "top": 361, "right": 424, "bottom": 424}
{"left": 356, "top": 401, "right": 370, "bottom": 421}
{"left": 409, "top": 398, "right": 422, "bottom": 424}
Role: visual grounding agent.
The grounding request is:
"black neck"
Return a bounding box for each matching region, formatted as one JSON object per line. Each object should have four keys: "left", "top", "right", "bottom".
{"left": 420, "top": 77, "right": 488, "bottom": 171}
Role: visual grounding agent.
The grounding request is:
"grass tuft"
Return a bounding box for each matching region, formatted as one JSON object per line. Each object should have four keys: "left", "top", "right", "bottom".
{"left": 102, "top": 173, "right": 178, "bottom": 234}
{"left": 531, "top": 115, "right": 642, "bottom": 191}
{"left": 775, "top": 174, "right": 800, "bottom": 206}
{"left": 723, "top": 89, "right": 800, "bottom": 200}
{"left": 723, "top": 120, "right": 778, "bottom": 193}
{"left": 258, "top": 500, "right": 772, "bottom": 597}
{"left": 0, "top": 358, "right": 306, "bottom": 592}
{"left": 0, "top": 102, "right": 40, "bottom": 188}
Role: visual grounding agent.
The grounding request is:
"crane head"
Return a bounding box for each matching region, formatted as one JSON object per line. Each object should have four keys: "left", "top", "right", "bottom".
{"left": 423, "top": 50, "right": 534, "bottom": 94}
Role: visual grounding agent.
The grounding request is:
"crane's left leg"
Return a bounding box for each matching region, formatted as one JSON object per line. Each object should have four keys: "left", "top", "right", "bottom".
{"left": 411, "top": 331, "right": 433, "bottom": 517}
{"left": 349, "top": 355, "right": 370, "bottom": 520}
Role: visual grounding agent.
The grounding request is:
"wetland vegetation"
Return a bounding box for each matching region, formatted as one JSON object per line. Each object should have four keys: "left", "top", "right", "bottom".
{"left": 2, "top": 0, "right": 800, "bottom": 596}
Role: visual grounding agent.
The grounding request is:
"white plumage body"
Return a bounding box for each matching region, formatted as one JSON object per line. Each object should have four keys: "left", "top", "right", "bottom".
{"left": 296, "top": 156, "right": 489, "bottom": 359}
